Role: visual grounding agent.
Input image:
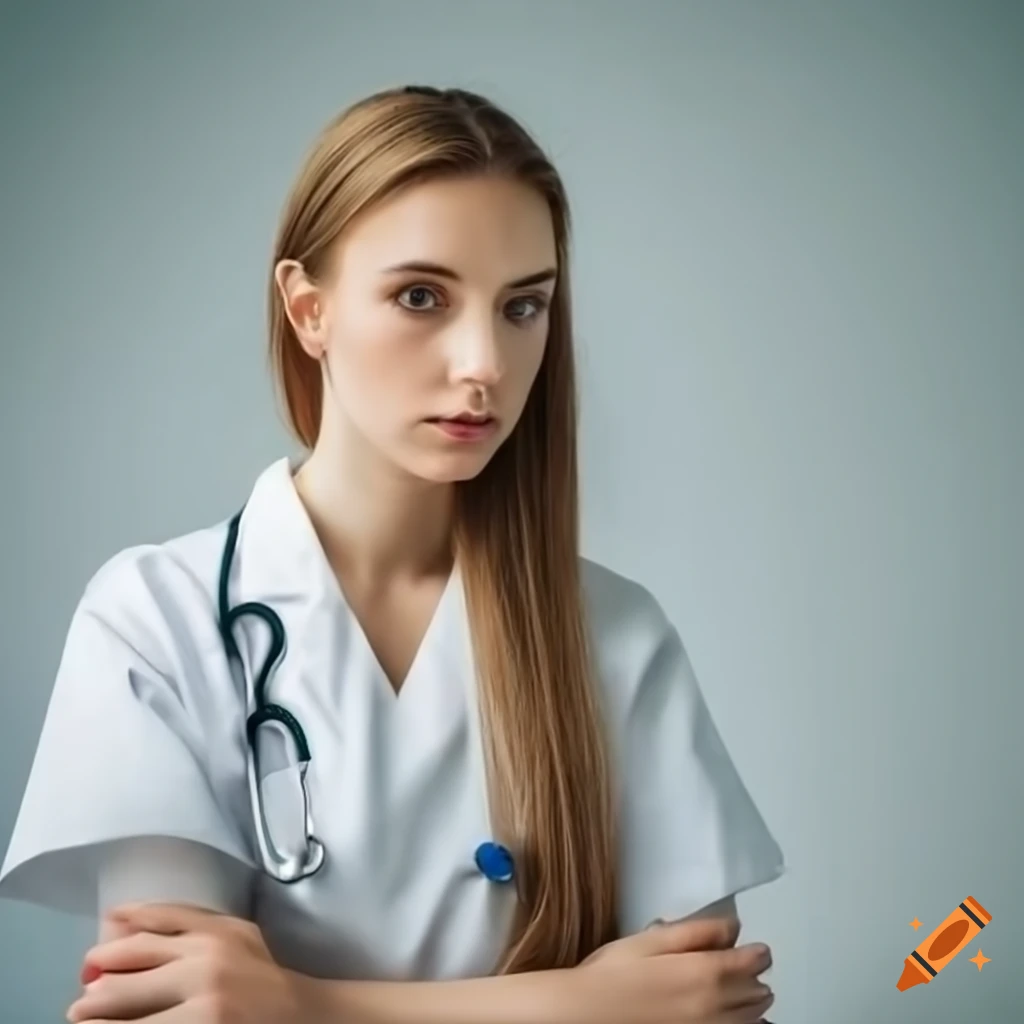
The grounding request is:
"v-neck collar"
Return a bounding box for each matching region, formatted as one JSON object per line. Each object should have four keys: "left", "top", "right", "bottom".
{"left": 351, "top": 565, "right": 460, "bottom": 703}
{"left": 233, "top": 457, "right": 461, "bottom": 704}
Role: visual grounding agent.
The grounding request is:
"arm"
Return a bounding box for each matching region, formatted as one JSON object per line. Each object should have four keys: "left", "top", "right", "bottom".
{"left": 301, "top": 970, "right": 583, "bottom": 1024}
{"left": 93, "top": 844, "right": 748, "bottom": 1024}
{"left": 298, "top": 896, "right": 744, "bottom": 1024}
{"left": 95, "top": 840, "right": 581, "bottom": 1023}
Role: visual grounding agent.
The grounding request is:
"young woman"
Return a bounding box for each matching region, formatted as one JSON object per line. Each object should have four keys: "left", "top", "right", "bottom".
{"left": 0, "top": 85, "right": 783, "bottom": 1023}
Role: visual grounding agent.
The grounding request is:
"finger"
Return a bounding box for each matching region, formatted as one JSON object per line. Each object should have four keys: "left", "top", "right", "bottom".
{"left": 107, "top": 901, "right": 225, "bottom": 936}
{"left": 66, "top": 960, "right": 184, "bottom": 1023}
{"left": 723, "top": 988, "right": 775, "bottom": 1023}
{"left": 643, "top": 915, "right": 742, "bottom": 955}
{"left": 720, "top": 977, "right": 774, "bottom": 1012}
{"left": 77, "top": 1005, "right": 196, "bottom": 1024}
{"left": 680, "top": 941, "right": 770, "bottom": 989}
{"left": 676, "top": 945, "right": 772, "bottom": 1013}
{"left": 716, "top": 940, "right": 773, "bottom": 979}
{"left": 83, "top": 931, "right": 189, "bottom": 975}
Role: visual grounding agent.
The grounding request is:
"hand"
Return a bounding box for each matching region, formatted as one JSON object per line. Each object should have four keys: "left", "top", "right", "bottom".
{"left": 573, "top": 916, "right": 774, "bottom": 1024}
{"left": 67, "top": 902, "right": 311, "bottom": 1023}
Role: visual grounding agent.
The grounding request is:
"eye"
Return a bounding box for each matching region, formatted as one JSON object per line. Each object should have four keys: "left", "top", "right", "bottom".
{"left": 394, "top": 284, "right": 444, "bottom": 313}
{"left": 505, "top": 295, "right": 549, "bottom": 326}
{"left": 392, "top": 286, "right": 549, "bottom": 324}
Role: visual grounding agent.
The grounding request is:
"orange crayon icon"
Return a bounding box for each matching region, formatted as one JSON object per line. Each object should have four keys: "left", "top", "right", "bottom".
{"left": 897, "top": 896, "right": 992, "bottom": 991}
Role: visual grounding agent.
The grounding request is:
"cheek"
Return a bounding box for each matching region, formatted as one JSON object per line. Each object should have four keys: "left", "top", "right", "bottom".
{"left": 326, "top": 314, "right": 427, "bottom": 422}
{"left": 506, "top": 330, "right": 548, "bottom": 397}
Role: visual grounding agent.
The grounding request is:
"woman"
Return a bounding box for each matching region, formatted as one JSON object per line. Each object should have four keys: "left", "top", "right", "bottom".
{"left": 0, "top": 85, "right": 783, "bottom": 1023}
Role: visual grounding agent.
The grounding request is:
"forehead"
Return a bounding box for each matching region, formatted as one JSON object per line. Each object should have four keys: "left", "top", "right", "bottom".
{"left": 333, "top": 175, "right": 557, "bottom": 285}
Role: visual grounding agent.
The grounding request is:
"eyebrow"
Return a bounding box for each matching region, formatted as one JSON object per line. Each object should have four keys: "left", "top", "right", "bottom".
{"left": 382, "top": 260, "right": 558, "bottom": 290}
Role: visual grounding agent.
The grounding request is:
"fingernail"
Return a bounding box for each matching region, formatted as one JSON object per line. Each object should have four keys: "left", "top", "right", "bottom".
{"left": 80, "top": 963, "right": 102, "bottom": 986}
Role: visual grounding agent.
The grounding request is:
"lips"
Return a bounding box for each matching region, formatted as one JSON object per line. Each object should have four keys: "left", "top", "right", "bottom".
{"left": 428, "top": 416, "right": 499, "bottom": 441}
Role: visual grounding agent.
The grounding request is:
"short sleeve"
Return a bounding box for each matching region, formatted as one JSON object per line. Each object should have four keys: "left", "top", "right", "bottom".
{"left": 616, "top": 598, "right": 785, "bottom": 935}
{"left": 98, "top": 838, "right": 253, "bottom": 920}
{"left": 0, "top": 556, "right": 256, "bottom": 918}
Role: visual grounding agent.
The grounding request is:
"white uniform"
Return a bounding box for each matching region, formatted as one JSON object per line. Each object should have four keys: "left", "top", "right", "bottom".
{"left": 0, "top": 458, "right": 784, "bottom": 980}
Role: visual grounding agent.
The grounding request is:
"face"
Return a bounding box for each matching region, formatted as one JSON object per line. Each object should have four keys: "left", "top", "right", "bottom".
{"left": 279, "top": 175, "right": 558, "bottom": 483}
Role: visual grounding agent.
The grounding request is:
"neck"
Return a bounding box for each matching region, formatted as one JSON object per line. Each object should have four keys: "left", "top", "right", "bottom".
{"left": 293, "top": 427, "right": 455, "bottom": 589}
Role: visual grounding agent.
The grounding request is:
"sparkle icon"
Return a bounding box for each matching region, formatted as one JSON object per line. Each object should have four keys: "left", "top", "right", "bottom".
{"left": 968, "top": 949, "right": 991, "bottom": 971}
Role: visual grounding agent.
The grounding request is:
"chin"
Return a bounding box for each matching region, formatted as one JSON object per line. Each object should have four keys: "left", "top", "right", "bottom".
{"left": 401, "top": 445, "right": 499, "bottom": 484}
{"left": 414, "top": 456, "right": 493, "bottom": 484}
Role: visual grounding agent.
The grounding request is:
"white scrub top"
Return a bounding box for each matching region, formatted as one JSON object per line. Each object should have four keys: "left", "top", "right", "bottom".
{"left": 0, "top": 457, "right": 784, "bottom": 980}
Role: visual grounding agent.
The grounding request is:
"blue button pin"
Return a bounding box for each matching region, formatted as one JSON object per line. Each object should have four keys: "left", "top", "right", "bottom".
{"left": 474, "top": 841, "right": 515, "bottom": 883}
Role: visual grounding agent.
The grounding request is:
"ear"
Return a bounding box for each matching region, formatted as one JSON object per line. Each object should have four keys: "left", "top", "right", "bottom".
{"left": 274, "top": 259, "right": 327, "bottom": 359}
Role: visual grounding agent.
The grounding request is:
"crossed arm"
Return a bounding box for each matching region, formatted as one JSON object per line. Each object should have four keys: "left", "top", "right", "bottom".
{"left": 91, "top": 837, "right": 748, "bottom": 1024}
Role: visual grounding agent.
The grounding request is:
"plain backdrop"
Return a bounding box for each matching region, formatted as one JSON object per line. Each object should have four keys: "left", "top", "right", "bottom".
{"left": 1, "top": 2, "right": 1021, "bottom": 1021}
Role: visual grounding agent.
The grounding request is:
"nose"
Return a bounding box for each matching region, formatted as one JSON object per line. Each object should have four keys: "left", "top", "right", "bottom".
{"left": 446, "top": 319, "right": 505, "bottom": 388}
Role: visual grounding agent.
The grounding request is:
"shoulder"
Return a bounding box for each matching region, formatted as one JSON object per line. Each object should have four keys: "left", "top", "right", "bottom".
{"left": 74, "top": 519, "right": 229, "bottom": 666}
{"left": 579, "top": 556, "right": 672, "bottom": 642}
{"left": 50, "top": 518, "right": 245, "bottom": 757}
{"left": 579, "top": 556, "right": 685, "bottom": 717}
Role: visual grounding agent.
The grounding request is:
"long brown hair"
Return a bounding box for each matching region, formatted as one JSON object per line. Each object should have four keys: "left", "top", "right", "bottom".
{"left": 267, "top": 85, "right": 618, "bottom": 972}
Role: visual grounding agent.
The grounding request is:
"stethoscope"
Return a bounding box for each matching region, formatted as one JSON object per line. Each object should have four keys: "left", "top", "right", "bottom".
{"left": 217, "top": 505, "right": 517, "bottom": 888}
{"left": 218, "top": 506, "right": 325, "bottom": 883}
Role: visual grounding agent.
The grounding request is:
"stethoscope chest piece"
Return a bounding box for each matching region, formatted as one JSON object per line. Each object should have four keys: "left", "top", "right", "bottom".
{"left": 474, "top": 841, "right": 515, "bottom": 883}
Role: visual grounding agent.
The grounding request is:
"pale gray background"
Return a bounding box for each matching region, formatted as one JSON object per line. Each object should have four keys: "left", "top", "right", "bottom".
{"left": 1, "top": 1, "right": 1021, "bottom": 1021}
